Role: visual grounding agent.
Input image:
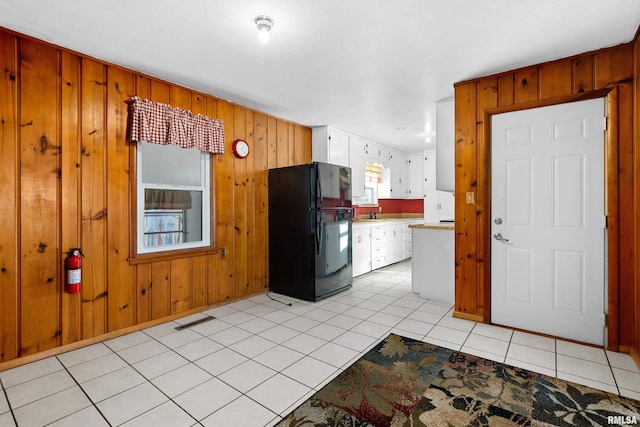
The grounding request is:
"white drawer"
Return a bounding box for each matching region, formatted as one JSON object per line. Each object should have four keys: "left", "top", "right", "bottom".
{"left": 371, "top": 246, "right": 385, "bottom": 258}
{"left": 371, "top": 226, "right": 385, "bottom": 238}
{"left": 371, "top": 237, "right": 385, "bottom": 249}
{"left": 371, "top": 256, "right": 387, "bottom": 270}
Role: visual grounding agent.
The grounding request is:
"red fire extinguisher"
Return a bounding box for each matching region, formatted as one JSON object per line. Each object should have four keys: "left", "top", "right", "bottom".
{"left": 65, "top": 248, "right": 84, "bottom": 294}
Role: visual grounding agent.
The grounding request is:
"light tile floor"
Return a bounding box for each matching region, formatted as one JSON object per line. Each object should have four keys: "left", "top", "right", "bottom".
{"left": 1, "top": 260, "right": 639, "bottom": 426}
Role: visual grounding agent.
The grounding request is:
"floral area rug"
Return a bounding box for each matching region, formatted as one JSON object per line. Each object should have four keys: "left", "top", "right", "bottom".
{"left": 277, "top": 334, "right": 640, "bottom": 426}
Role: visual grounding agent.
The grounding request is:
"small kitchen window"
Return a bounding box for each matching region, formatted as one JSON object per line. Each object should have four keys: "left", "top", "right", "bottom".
{"left": 136, "top": 141, "right": 211, "bottom": 255}
{"left": 353, "top": 164, "right": 381, "bottom": 205}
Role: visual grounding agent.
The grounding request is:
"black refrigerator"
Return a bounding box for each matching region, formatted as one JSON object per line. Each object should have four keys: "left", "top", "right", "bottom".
{"left": 268, "top": 162, "right": 353, "bottom": 302}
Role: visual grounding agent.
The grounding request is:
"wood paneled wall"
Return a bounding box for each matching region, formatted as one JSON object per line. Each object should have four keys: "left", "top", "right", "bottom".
{"left": 0, "top": 28, "right": 311, "bottom": 363}
{"left": 453, "top": 42, "right": 637, "bottom": 354}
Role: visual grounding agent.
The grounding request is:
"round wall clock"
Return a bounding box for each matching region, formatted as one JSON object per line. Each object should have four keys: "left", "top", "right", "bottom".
{"left": 232, "top": 139, "right": 250, "bottom": 158}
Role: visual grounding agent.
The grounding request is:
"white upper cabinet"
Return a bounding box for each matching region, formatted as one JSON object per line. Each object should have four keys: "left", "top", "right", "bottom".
{"left": 389, "top": 149, "right": 408, "bottom": 198}
{"left": 424, "top": 149, "right": 439, "bottom": 222}
{"left": 377, "top": 166, "right": 391, "bottom": 199}
{"left": 314, "top": 125, "right": 420, "bottom": 201}
{"left": 436, "top": 98, "right": 455, "bottom": 192}
{"left": 349, "top": 136, "right": 367, "bottom": 197}
{"left": 407, "top": 152, "right": 425, "bottom": 198}
{"left": 312, "top": 126, "right": 350, "bottom": 167}
{"left": 424, "top": 149, "right": 436, "bottom": 190}
{"left": 365, "top": 142, "right": 390, "bottom": 168}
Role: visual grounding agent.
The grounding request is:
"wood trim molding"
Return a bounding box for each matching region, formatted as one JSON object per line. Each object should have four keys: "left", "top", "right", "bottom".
{"left": 483, "top": 89, "right": 612, "bottom": 117}
{"left": 630, "top": 346, "right": 640, "bottom": 369}
{"left": 127, "top": 247, "right": 220, "bottom": 266}
{"left": 605, "top": 88, "right": 621, "bottom": 351}
{"left": 453, "top": 311, "right": 483, "bottom": 322}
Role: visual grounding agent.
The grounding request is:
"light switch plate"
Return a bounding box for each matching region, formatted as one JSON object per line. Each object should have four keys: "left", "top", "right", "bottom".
{"left": 466, "top": 192, "right": 475, "bottom": 204}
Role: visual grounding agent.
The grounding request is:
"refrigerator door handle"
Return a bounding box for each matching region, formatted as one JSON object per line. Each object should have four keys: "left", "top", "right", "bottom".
{"left": 315, "top": 212, "right": 323, "bottom": 255}
{"left": 311, "top": 166, "right": 316, "bottom": 210}
{"left": 316, "top": 164, "right": 323, "bottom": 206}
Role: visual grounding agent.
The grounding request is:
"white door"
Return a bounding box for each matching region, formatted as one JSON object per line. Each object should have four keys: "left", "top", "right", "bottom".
{"left": 491, "top": 98, "right": 605, "bottom": 346}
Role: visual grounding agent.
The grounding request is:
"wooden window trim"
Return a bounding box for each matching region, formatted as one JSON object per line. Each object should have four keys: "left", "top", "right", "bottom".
{"left": 128, "top": 247, "right": 220, "bottom": 266}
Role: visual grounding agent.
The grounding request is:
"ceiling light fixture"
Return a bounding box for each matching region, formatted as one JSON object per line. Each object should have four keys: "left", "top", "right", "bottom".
{"left": 254, "top": 15, "right": 274, "bottom": 43}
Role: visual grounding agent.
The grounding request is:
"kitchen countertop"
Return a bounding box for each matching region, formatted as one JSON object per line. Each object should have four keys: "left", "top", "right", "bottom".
{"left": 352, "top": 217, "right": 423, "bottom": 227}
{"left": 410, "top": 223, "right": 455, "bottom": 230}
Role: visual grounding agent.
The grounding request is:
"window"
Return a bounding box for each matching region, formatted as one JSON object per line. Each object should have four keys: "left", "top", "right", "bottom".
{"left": 353, "top": 164, "right": 381, "bottom": 205}
{"left": 352, "top": 182, "right": 378, "bottom": 205}
{"left": 136, "top": 141, "right": 211, "bottom": 254}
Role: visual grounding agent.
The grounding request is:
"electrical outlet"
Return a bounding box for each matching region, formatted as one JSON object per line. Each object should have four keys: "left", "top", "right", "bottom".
{"left": 466, "top": 192, "right": 475, "bottom": 204}
{"left": 221, "top": 247, "right": 226, "bottom": 258}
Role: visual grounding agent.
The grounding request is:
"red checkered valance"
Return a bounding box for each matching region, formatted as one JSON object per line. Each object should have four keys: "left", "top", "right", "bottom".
{"left": 126, "top": 96, "right": 224, "bottom": 154}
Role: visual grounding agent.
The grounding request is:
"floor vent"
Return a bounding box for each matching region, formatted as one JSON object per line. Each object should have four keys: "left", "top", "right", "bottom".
{"left": 175, "top": 315, "right": 216, "bottom": 330}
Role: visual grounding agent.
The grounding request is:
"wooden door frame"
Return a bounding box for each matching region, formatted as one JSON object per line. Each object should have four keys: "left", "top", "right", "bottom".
{"left": 481, "top": 88, "right": 619, "bottom": 349}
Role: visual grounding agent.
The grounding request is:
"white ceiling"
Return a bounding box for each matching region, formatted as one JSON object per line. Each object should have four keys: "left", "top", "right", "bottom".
{"left": 2, "top": 1, "right": 640, "bottom": 153}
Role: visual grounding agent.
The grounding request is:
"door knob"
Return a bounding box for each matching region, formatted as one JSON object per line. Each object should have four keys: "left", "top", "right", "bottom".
{"left": 494, "top": 218, "right": 503, "bottom": 225}
{"left": 493, "top": 233, "right": 510, "bottom": 243}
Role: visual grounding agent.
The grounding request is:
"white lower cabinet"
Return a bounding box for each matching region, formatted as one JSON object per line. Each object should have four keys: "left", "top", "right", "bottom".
{"left": 386, "top": 224, "right": 403, "bottom": 265}
{"left": 403, "top": 223, "right": 412, "bottom": 259}
{"left": 370, "top": 225, "right": 387, "bottom": 270}
{"left": 411, "top": 227, "right": 454, "bottom": 304}
{"left": 402, "top": 220, "right": 422, "bottom": 259}
{"left": 352, "top": 220, "right": 420, "bottom": 276}
{"left": 352, "top": 226, "right": 372, "bottom": 277}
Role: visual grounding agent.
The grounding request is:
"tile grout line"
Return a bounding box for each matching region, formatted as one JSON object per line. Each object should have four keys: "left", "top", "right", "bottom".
{"left": 603, "top": 350, "right": 622, "bottom": 395}
{"left": 139, "top": 330, "right": 283, "bottom": 425}
{"left": 153, "top": 319, "right": 328, "bottom": 423}
{"left": 54, "top": 354, "right": 113, "bottom": 426}
{"left": 86, "top": 332, "right": 202, "bottom": 426}
{"left": 503, "top": 333, "right": 514, "bottom": 365}
{"left": 0, "top": 377, "right": 19, "bottom": 427}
